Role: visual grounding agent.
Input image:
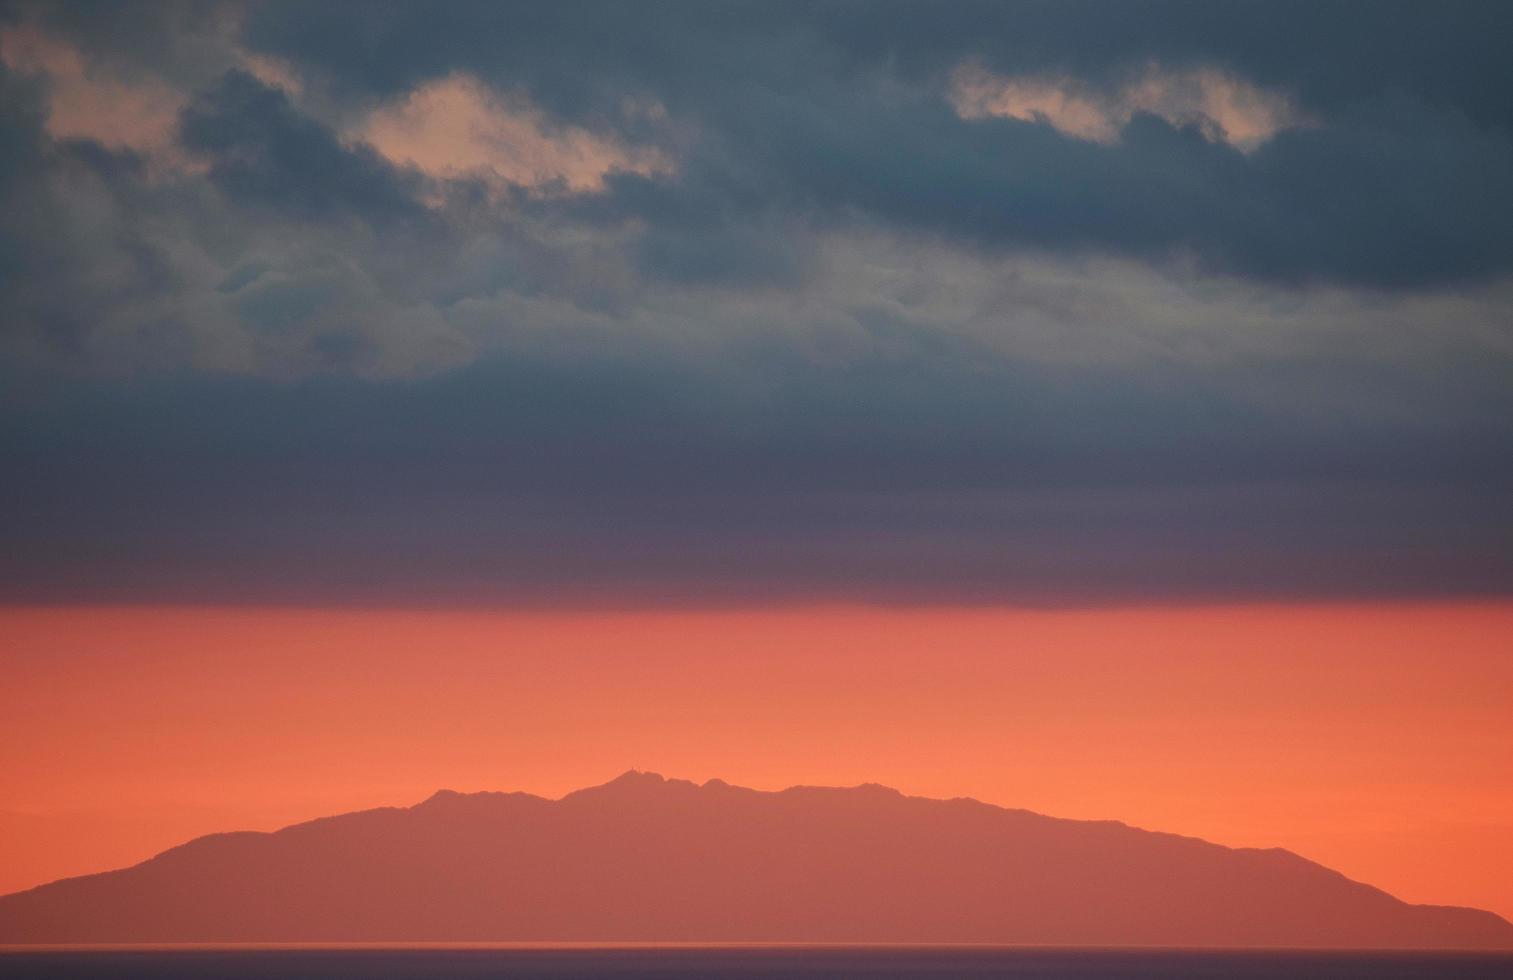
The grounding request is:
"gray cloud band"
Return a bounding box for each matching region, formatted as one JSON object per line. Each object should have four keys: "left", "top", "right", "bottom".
{"left": 1, "top": 0, "right": 1510, "bottom": 602}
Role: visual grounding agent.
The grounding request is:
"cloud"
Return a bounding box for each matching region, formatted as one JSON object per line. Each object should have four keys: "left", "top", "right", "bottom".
{"left": 950, "top": 61, "right": 1308, "bottom": 150}
{"left": 0, "top": 23, "right": 186, "bottom": 166}
{"left": 2, "top": 1, "right": 1512, "bottom": 602}
{"left": 178, "top": 69, "right": 423, "bottom": 221}
{"left": 0, "top": 62, "right": 473, "bottom": 379}
{"left": 3, "top": 329, "right": 1510, "bottom": 604}
{"left": 357, "top": 72, "right": 672, "bottom": 196}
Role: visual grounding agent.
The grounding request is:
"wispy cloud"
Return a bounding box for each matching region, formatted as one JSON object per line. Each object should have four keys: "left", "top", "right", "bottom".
{"left": 357, "top": 72, "right": 673, "bottom": 197}
{"left": 950, "top": 61, "right": 1309, "bottom": 150}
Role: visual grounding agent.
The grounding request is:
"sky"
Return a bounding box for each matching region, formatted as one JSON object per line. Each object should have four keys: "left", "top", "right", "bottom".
{"left": 1, "top": 0, "right": 1511, "bottom": 925}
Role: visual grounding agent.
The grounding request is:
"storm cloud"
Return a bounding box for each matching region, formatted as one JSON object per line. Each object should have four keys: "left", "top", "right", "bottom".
{"left": 1, "top": 0, "right": 1511, "bottom": 603}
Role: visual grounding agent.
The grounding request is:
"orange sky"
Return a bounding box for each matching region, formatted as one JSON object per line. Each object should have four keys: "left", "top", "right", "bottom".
{"left": 1, "top": 603, "right": 1511, "bottom": 920}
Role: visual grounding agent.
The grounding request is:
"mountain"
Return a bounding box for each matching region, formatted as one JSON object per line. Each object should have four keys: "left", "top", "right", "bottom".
{"left": 1, "top": 771, "right": 1510, "bottom": 948}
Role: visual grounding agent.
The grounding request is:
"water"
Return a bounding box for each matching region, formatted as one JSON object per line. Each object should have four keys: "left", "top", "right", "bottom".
{"left": 2, "top": 947, "right": 1512, "bottom": 979}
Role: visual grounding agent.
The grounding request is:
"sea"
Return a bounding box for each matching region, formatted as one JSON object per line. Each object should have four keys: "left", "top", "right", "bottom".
{"left": 2, "top": 947, "right": 1512, "bottom": 979}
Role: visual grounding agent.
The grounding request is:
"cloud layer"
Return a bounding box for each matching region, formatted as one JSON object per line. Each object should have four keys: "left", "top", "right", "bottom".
{"left": 2, "top": 0, "right": 1511, "bottom": 603}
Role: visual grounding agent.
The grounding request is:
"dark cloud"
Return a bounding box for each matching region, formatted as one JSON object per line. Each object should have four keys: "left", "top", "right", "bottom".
{"left": 2, "top": 1, "right": 1512, "bottom": 603}
{"left": 634, "top": 220, "right": 811, "bottom": 288}
{"left": 232, "top": 0, "right": 1513, "bottom": 288}
{"left": 0, "top": 59, "right": 44, "bottom": 180}
{"left": 0, "top": 63, "right": 192, "bottom": 364}
{"left": 237, "top": 1, "right": 1513, "bottom": 130}
{"left": 3, "top": 336, "right": 1512, "bottom": 603}
{"left": 179, "top": 69, "right": 422, "bottom": 222}
{"left": 716, "top": 91, "right": 1513, "bottom": 288}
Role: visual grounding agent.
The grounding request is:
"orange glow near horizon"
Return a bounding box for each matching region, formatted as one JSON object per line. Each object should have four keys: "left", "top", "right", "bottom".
{"left": 2, "top": 603, "right": 1511, "bottom": 920}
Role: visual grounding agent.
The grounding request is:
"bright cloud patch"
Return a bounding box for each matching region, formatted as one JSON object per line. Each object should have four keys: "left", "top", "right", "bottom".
{"left": 0, "top": 25, "right": 186, "bottom": 161}
{"left": 951, "top": 62, "right": 1307, "bottom": 150}
{"left": 234, "top": 49, "right": 303, "bottom": 95}
{"left": 357, "top": 73, "right": 672, "bottom": 195}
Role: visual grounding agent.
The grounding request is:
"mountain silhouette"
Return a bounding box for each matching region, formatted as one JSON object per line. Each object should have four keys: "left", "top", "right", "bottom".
{"left": 1, "top": 771, "right": 1510, "bottom": 948}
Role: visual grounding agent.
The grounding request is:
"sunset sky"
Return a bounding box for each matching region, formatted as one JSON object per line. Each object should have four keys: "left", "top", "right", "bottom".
{"left": 2, "top": 0, "right": 1512, "bottom": 928}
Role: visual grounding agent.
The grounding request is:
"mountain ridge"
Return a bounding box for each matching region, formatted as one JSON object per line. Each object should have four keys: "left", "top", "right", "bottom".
{"left": 2, "top": 771, "right": 1510, "bottom": 949}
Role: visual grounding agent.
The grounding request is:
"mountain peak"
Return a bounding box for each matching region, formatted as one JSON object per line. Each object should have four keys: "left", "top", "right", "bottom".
{"left": 608, "top": 769, "right": 666, "bottom": 786}
{"left": 2, "top": 773, "right": 1510, "bottom": 949}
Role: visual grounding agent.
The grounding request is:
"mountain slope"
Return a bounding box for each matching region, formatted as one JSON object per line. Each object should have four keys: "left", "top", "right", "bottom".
{"left": 1, "top": 771, "right": 1510, "bottom": 947}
